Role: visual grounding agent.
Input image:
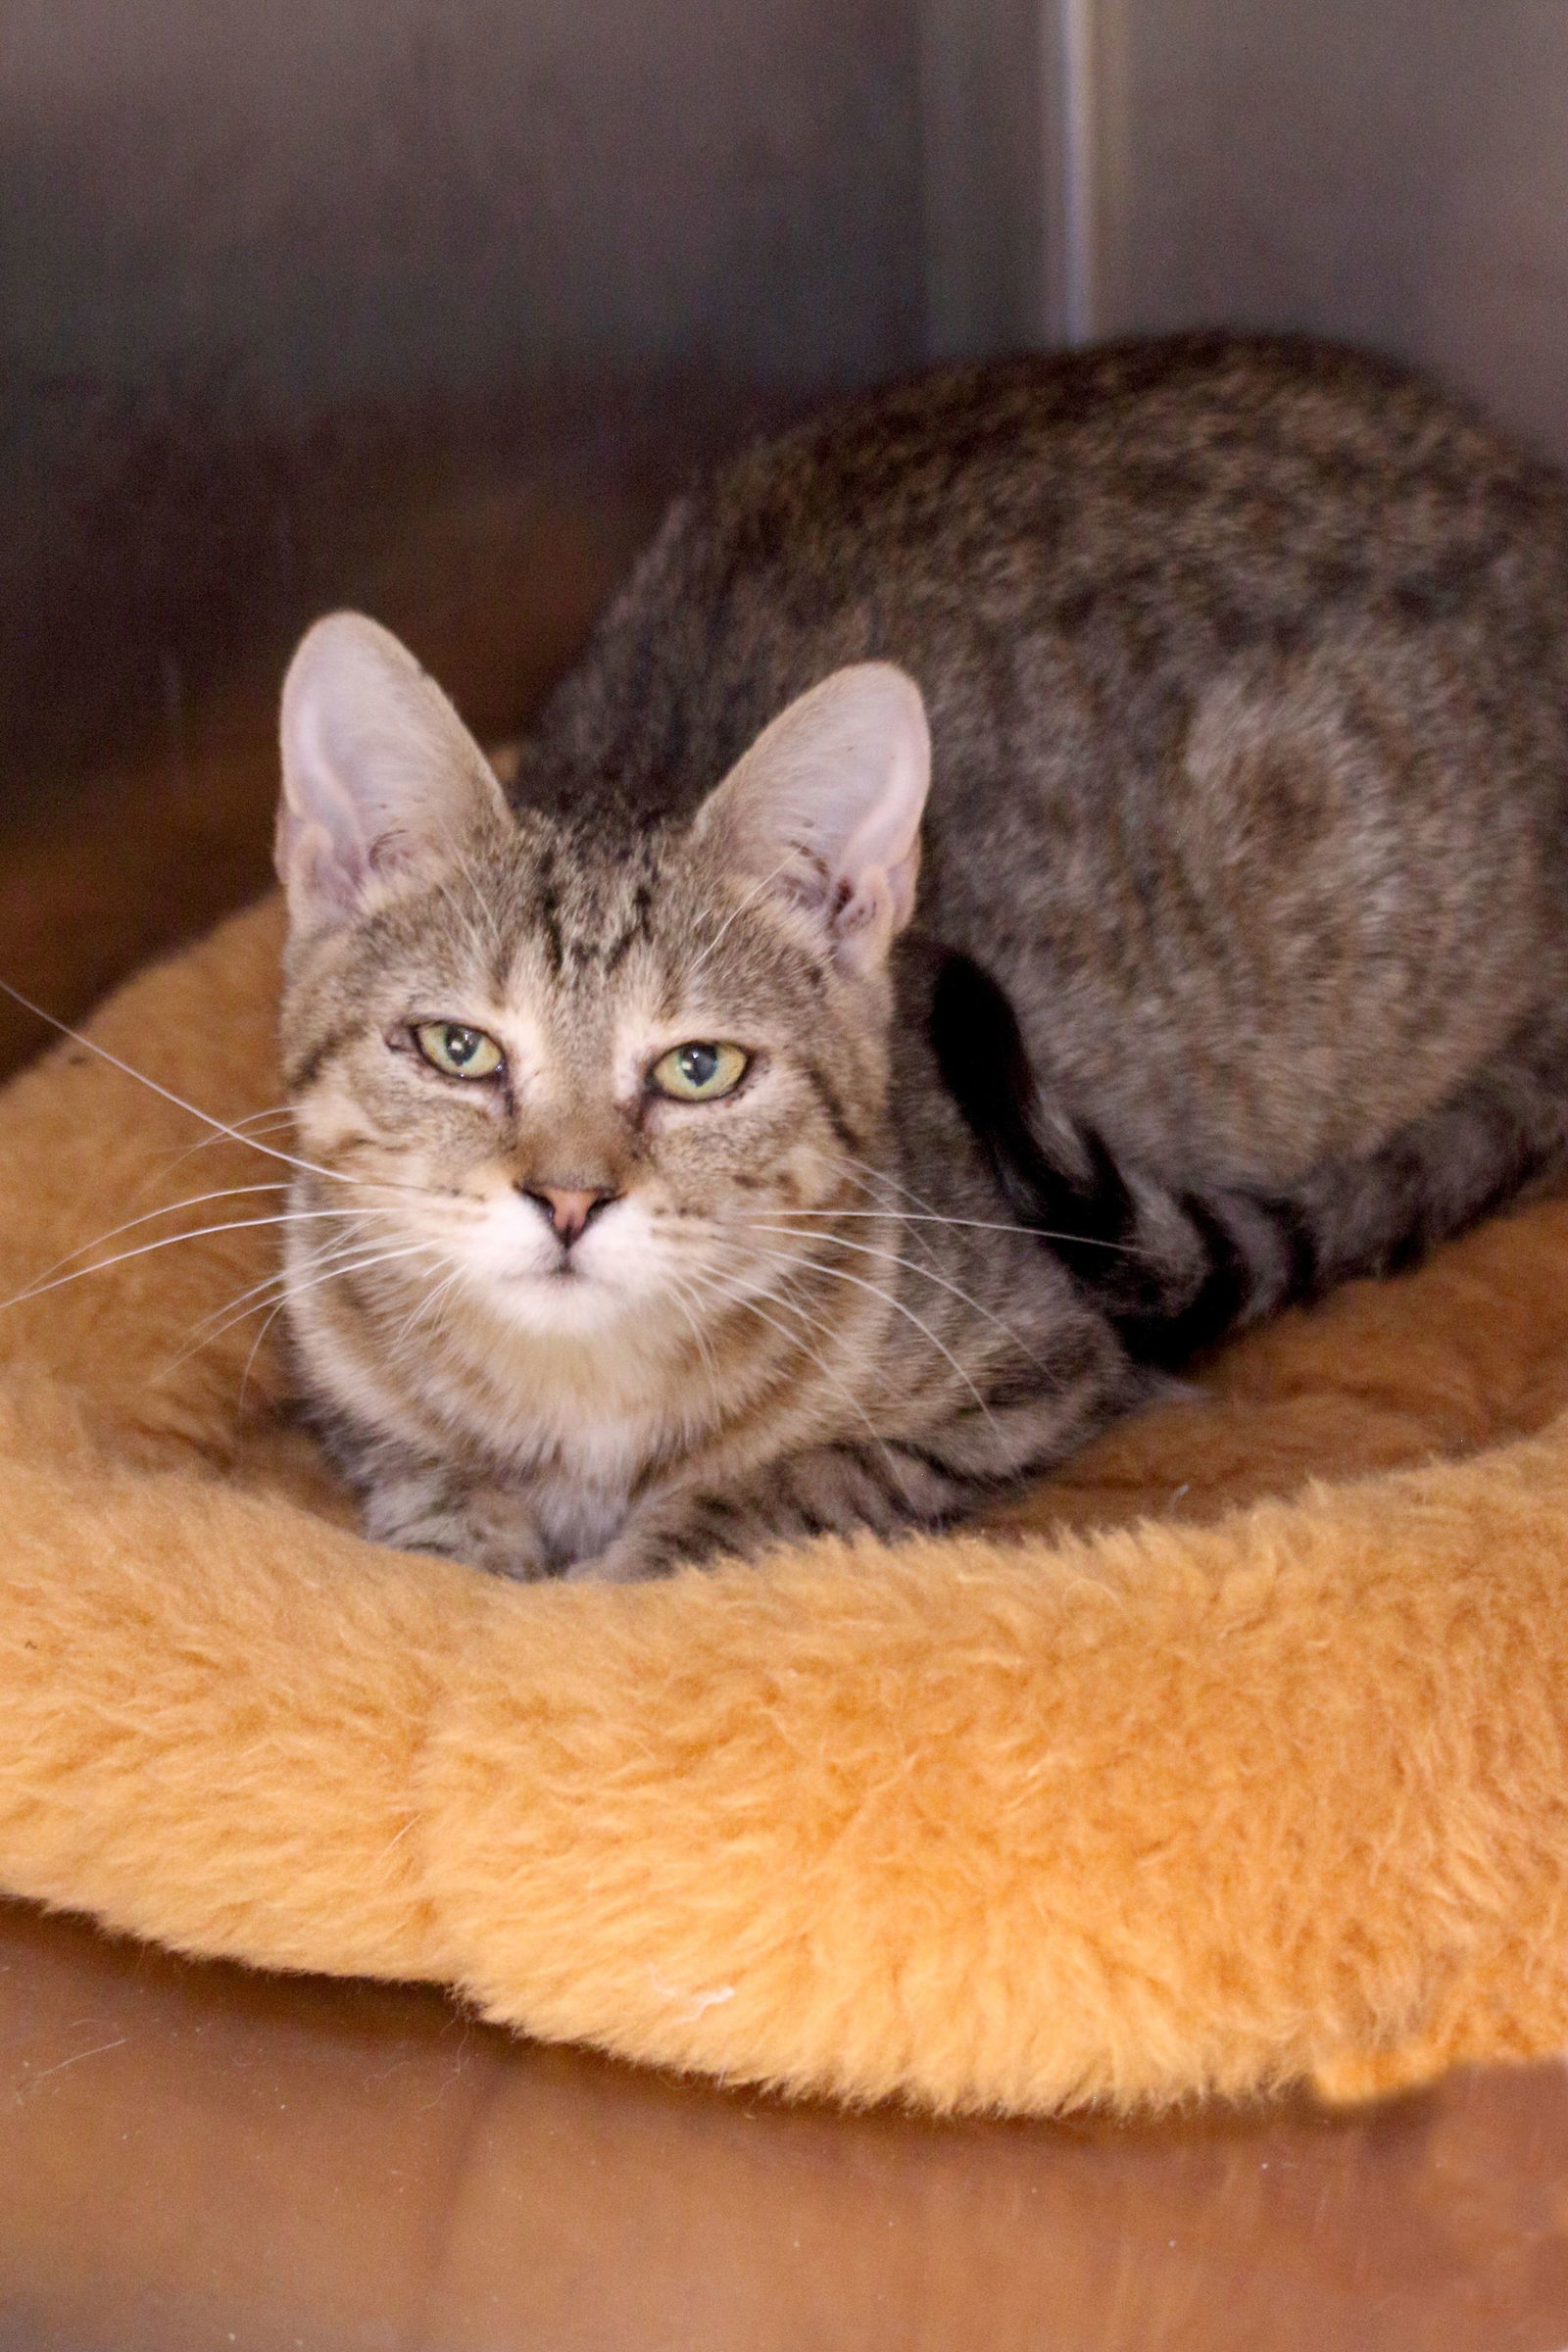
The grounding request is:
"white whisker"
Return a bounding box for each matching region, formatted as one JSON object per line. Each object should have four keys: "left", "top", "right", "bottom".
{"left": 159, "top": 1236, "right": 444, "bottom": 1381}
{"left": 663, "top": 1271, "right": 723, "bottom": 1394}
{"left": 197, "top": 1241, "right": 441, "bottom": 1357}
{"left": 13, "top": 1182, "right": 301, "bottom": 1300}
{"left": 181, "top": 1219, "right": 404, "bottom": 1343}
{"left": 755, "top": 1203, "right": 1146, "bottom": 1253}
{"left": 748, "top": 1239, "right": 995, "bottom": 1421}
{"left": 265, "top": 1242, "right": 442, "bottom": 1318}
{"left": 679, "top": 1256, "right": 906, "bottom": 1486}
{"left": 432, "top": 861, "right": 509, "bottom": 977}
{"left": 752, "top": 1220, "right": 1041, "bottom": 1364}
{"left": 0, "top": 1210, "right": 371, "bottom": 1319}
{"left": 383, "top": 1259, "right": 468, "bottom": 1358}
{"left": 156, "top": 1105, "right": 298, "bottom": 1178}
{"left": 0, "top": 977, "right": 421, "bottom": 1197}
{"left": 237, "top": 1294, "right": 294, "bottom": 1406}
{"left": 841, "top": 1151, "right": 950, "bottom": 1224}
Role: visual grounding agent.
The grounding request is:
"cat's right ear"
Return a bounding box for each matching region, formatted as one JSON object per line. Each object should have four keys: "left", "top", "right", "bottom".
{"left": 277, "top": 612, "right": 511, "bottom": 935}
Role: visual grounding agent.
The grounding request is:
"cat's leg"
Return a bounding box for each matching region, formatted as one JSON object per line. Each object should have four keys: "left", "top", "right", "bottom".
{"left": 308, "top": 1402, "right": 553, "bottom": 1578}
{"left": 566, "top": 1442, "right": 971, "bottom": 1582}
{"left": 359, "top": 1459, "right": 552, "bottom": 1582}
{"left": 568, "top": 1356, "right": 1143, "bottom": 1583}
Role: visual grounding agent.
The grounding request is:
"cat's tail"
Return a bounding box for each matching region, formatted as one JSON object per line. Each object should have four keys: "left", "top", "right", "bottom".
{"left": 931, "top": 952, "right": 1568, "bottom": 1370}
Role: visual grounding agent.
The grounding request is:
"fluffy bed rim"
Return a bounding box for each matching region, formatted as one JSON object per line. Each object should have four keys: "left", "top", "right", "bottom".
{"left": 0, "top": 898, "right": 1565, "bottom": 2115}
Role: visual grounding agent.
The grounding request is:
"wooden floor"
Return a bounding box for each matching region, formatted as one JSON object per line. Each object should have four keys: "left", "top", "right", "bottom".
{"left": 0, "top": 1898, "right": 1565, "bottom": 2350}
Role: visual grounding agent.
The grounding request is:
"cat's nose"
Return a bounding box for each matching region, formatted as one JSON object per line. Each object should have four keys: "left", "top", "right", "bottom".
{"left": 522, "top": 1185, "right": 618, "bottom": 1245}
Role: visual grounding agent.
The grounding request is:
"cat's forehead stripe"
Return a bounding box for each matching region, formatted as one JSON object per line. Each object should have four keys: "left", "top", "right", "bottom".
{"left": 530, "top": 835, "right": 567, "bottom": 977}
{"left": 500, "top": 825, "right": 672, "bottom": 986}
{"left": 602, "top": 881, "right": 658, "bottom": 973}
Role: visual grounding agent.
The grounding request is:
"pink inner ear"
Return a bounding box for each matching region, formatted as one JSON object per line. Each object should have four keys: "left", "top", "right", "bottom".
{"left": 283, "top": 815, "right": 368, "bottom": 918}
{"left": 279, "top": 611, "right": 515, "bottom": 930}
{"left": 276, "top": 753, "right": 375, "bottom": 914}
{"left": 833, "top": 873, "right": 889, "bottom": 945}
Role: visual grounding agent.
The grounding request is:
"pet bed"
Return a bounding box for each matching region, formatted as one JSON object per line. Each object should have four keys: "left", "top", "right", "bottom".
{"left": 2, "top": 898, "right": 1567, "bottom": 2113}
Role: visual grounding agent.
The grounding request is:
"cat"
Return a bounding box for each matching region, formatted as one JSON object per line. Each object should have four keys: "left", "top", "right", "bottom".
{"left": 273, "top": 331, "right": 1568, "bottom": 1582}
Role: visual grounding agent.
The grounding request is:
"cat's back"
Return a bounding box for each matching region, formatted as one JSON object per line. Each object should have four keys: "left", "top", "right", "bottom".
{"left": 526, "top": 332, "right": 1568, "bottom": 803}
{"left": 520, "top": 335, "right": 1568, "bottom": 1186}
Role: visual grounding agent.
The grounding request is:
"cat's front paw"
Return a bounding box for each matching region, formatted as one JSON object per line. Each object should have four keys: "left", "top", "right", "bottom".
{"left": 564, "top": 1465, "right": 870, "bottom": 1583}
{"left": 364, "top": 1478, "right": 550, "bottom": 1582}
{"left": 563, "top": 1531, "right": 679, "bottom": 1585}
{"left": 564, "top": 1506, "right": 739, "bottom": 1584}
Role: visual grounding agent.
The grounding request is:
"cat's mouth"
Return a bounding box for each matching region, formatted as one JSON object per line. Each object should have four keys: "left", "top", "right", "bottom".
{"left": 509, "top": 1246, "right": 617, "bottom": 1298}
{"left": 500, "top": 1257, "right": 582, "bottom": 1285}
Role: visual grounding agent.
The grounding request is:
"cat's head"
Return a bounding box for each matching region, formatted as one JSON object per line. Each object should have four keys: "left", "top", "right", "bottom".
{"left": 274, "top": 612, "right": 929, "bottom": 1353}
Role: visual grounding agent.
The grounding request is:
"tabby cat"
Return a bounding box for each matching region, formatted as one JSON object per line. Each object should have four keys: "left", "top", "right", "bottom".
{"left": 275, "top": 333, "right": 1568, "bottom": 1581}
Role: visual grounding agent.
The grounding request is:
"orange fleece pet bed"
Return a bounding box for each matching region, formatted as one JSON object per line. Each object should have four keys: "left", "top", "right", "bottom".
{"left": 4, "top": 896, "right": 1568, "bottom": 2113}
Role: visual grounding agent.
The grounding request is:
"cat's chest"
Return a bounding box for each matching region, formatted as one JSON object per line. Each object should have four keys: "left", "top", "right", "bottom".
{"left": 526, "top": 1462, "right": 637, "bottom": 1569}
{"left": 449, "top": 1379, "right": 662, "bottom": 1563}
{"left": 504, "top": 1401, "right": 676, "bottom": 1571}
{"left": 464, "top": 1367, "right": 672, "bottom": 1492}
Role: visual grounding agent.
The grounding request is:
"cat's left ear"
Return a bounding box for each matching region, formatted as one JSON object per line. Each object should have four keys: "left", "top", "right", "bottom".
{"left": 277, "top": 612, "right": 512, "bottom": 936}
{"left": 693, "top": 663, "right": 930, "bottom": 974}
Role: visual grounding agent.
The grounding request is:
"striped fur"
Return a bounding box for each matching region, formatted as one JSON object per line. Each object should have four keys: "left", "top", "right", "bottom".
{"left": 930, "top": 952, "right": 1568, "bottom": 1369}
{"left": 277, "top": 335, "right": 1568, "bottom": 1578}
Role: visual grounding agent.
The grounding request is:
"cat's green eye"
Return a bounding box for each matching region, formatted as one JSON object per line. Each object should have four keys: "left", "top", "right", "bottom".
{"left": 413, "top": 1021, "right": 505, "bottom": 1081}
{"left": 650, "top": 1041, "right": 750, "bottom": 1102}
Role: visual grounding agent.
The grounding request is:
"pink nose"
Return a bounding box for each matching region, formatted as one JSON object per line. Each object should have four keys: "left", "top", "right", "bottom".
{"left": 524, "top": 1186, "right": 616, "bottom": 1245}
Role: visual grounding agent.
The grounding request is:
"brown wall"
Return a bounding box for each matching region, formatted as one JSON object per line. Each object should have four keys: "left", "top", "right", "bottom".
{"left": 1, "top": 0, "right": 926, "bottom": 802}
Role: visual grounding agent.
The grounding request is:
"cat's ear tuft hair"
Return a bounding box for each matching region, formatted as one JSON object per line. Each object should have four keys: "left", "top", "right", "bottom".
{"left": 277, "top": 612, "right": 511, "bottom": 934}
{"left": 695, "top": 664, "right": 931, "bottom": 974}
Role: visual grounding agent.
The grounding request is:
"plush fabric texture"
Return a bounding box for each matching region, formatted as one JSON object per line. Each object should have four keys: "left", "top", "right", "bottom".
{"left": 3, "top": 898, "right": 1568, "bottom": 2113}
